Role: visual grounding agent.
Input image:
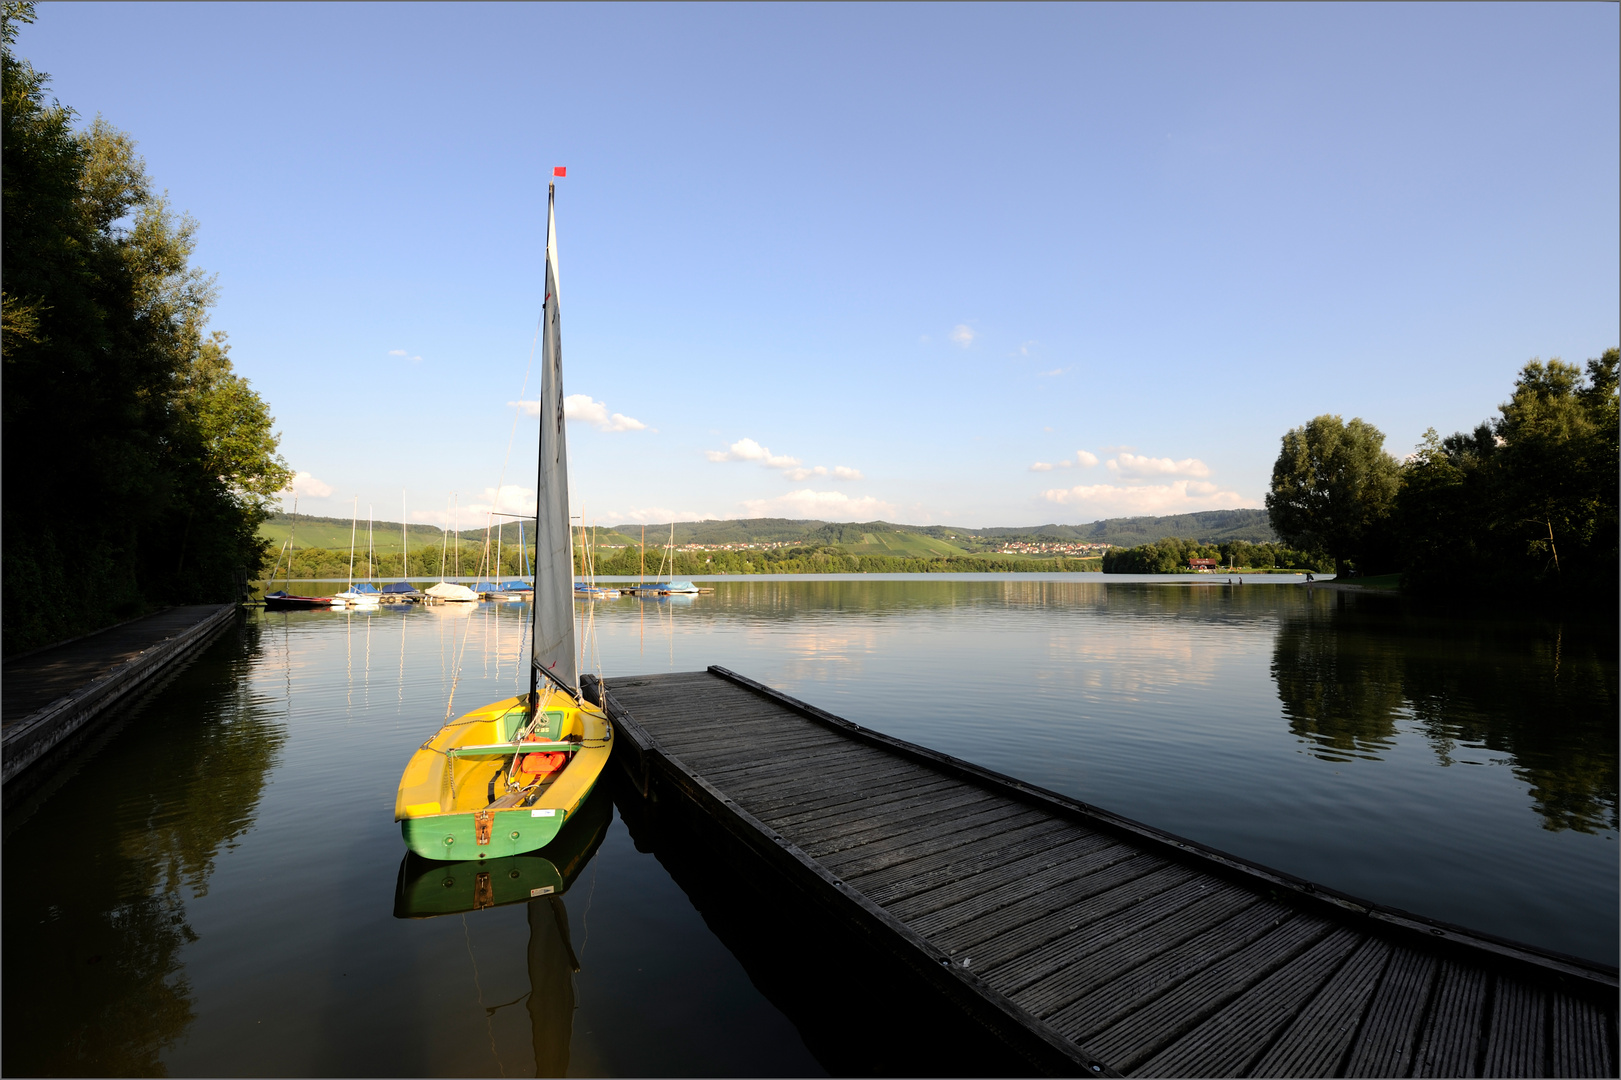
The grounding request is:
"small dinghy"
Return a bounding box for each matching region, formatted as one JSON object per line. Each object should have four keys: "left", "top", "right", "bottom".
{"left": 396, "top": 179, "right": 611, "bottom": 862}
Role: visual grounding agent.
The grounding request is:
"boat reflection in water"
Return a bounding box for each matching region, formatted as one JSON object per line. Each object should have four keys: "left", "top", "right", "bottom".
{"left": 393, "top": 787, "right": 611, "bottom": 1076}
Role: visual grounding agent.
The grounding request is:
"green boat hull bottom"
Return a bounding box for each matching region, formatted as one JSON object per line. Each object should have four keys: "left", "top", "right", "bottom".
{"left": 394, "top": 788, "right": 611, "bottom": 918}
{"left": 399, "top": 776, "right": 600, "bottom": 861}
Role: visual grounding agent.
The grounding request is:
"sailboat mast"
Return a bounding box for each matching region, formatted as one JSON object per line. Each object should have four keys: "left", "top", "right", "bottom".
{"left": 401, "top": 490, "right": 408, "bottom": 581}
{"left": 283, "top": 495, "right": 300, "bottom": 588}
{"left": 529, "top": 177, "right": 580, "bottom": 706}
{"left": 348, "top": 496, "right": 358, "bottom": 590}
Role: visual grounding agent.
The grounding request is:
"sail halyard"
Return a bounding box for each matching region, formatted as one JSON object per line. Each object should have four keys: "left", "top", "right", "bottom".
{"left": 530, "top": 181, "right": 579, "bottom": 702}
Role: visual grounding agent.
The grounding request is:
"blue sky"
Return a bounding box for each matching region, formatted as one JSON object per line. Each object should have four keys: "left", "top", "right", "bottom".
{"left": 19, "top": 3, "right": 1619, "bottom": 529}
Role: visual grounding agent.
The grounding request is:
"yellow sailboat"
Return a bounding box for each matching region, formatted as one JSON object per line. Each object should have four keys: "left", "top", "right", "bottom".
{"left": 395, "top": 175, "right": 612, "bottom": 861}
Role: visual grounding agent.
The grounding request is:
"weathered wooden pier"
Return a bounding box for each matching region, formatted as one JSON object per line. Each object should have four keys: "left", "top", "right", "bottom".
{"left": 2, "top": 604, "right": 237, "bottom": 789}
{"left": 592, "top": 667, "right": 1618, "bottom": 1078}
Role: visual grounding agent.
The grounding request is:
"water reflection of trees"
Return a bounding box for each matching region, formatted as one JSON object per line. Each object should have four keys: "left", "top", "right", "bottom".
{"left": 646, "top": 577, "right": 1297, "bottom": 627}
{"left": 2, "top": 620, "right": 286, "bottom": 1076}
{"left": 1273, "top": 594, "right": 1618, "bottom": 833}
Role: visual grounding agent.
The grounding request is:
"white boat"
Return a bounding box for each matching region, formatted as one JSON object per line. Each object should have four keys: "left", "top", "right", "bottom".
{"left": 425, "top": 581, "right": 478, "bottom": 602}
{"left": 333, "top": 502, "right": 383, "bottom": 606}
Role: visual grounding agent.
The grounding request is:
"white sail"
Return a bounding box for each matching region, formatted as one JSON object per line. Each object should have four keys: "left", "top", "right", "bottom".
{"left": 531, "top": 183, "right": 578, "bottom": 694}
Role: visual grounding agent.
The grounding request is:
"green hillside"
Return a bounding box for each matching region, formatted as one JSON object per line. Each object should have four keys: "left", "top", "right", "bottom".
{"left": 262, "top": 507, "right": 1275, "bottom": 559}
{"left": 601, "top": 509, "right": 1274, "bottom": 550}
{"left": 260, "top": 513, "right": 448, "bottom": 553}
{"left": 996, "top": 509, "right": 1277, "bottom": 547}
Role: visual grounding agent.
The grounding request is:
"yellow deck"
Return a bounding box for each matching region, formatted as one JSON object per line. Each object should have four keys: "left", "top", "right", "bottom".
{"left": 395, "top": 688, "right": 611, "bottom": 826}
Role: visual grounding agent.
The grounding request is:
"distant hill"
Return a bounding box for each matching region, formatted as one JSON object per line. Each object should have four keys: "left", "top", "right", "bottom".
{"left": 1010, "top": 509, "right": 1276, "bottom": 547}
{"left": 261, "top": 507, "right": 1274, "bottom": 554}
{"left": 600, "top": 509, "right": 1274, "bottom": 551}
{"left": 262, "top": 512, "right": 451, "bottom": 553}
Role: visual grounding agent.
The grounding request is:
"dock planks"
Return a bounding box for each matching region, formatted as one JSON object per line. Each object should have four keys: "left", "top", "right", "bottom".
{"left": 596, "top": 667, "right": 1618, "bottom": 1078}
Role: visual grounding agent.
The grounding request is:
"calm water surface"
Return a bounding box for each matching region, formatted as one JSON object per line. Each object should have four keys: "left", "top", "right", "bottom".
{"left": 5, "top": 576, "right": 1615, "bottom": 1076}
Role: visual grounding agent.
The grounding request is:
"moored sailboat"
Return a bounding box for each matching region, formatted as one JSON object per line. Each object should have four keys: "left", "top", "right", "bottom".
{"left": 395, "top": 177, "right": 611, "bottom": 861}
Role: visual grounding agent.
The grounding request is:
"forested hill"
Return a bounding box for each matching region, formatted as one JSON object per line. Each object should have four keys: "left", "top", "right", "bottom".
{"left": 258, "top": 507, "right": 1275, "bottom": 555}
{"left": 597, "top": 508, "right": 1275, "bottom": 550}
{"left": 1010, "top": 509, "right": 1277, "bottom": 547}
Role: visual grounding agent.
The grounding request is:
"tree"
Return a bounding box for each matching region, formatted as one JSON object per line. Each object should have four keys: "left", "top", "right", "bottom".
{"left": 1492, "top": 354, "right": 1618, "bottom": 585}
{"left": 1388, "top": 351, "right": 1616, "bottom": 597}
{"left": 2, "top": 3, "right": 289, "bottom": 650}
{"left": 1266, "top": 415, "right": 1400, "bottom": 577}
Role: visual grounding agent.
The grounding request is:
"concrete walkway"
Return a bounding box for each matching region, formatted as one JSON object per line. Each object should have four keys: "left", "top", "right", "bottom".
{"left": 2, "top": 604, "right": 237, "bottom": 785}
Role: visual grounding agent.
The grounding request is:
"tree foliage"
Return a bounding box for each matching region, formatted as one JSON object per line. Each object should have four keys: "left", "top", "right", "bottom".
{"left": 1101, "top": 537, "right": 1329, "bottom": 574}
{"left": 3, "top": 3, "right": 291, "bottom": 652}
{"left": 1395, "top": 351, "right": 1618, "bottom": 595}
{"left": 1265, "top": 352, "right": 1617, "bottom": 600}
{"left": 1265, "top": 415, "right": 1401, "bottom": 576}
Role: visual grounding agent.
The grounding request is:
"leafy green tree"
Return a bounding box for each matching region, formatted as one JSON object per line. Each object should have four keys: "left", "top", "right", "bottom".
{"left": 2, "top": 3, "right": 289, "bottom": 650}
{"left": 1394, "top": 351, "right": 1617, "bottom": 596}
{"left": 1266, "top": 415, "right": 1400, "bottom": 577}
{"left": 1494, "top": 354, "right": 1618, "bottom": 584}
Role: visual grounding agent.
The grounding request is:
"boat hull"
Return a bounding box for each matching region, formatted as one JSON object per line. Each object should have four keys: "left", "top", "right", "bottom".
{"left": 264, "top": 594, "right": 331, "bottom": 610}
{"left": 393, "top": 788, "right": 612, "bottom": 917}
{"left": 394, "top": 690, "right": 612, "bottom": 862}
{"left": 398, "top": 780, "right": 594, "bottom": 860}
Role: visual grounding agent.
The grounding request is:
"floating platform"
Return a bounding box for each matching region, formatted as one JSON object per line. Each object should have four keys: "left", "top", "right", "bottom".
{"left": 590, "top": 667, "right": 1617, "bottom": 1078}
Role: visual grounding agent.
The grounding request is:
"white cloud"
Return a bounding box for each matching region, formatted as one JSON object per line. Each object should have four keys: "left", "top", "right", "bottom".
{"left": 1040, "top": 368, "right": 1064, "bottom": 377}
{"left": 284, "top": 471, "right": 333, "bottom": 498}
{"left": 565, "top": 394, "right": 647, "bottom": 432}
{"left": 779, "top": 464, "right": 866, "bottom": 482}
{"left": 412, "top": 485, "right": 539, "bottom": 531}
{"left": 708, "top": 437, "right": 864, "bottom": 484}
{"left": 388, "top": 348, "right": 423, "bottom": 363}
{"left": 609, "top": 507, "right": 710, "bottom": 524}
{"left": 510, "top": 395, "right": 649, "bottom": 432}
{"left": 1040, "top": 480, "right": 1251, "bottom": 516}
{"left": 1106, "top": 452, "right": 1211, "bottom": 479}
{"left": 1019, "top": 341, "right": 1038, "bottom": 357}
{"left": 950, "top": 324, "right": 976, "bottom": 348}
{"left": 1030, "top": 462, "right": 1056, "bottom": 472}
{"left": 740, "top": 490, "right": 898, "bottom": 520}
{"left": 1075, "top": 450, "right": 1099, "bottom": 467}
{"left": 706, "top": 437, "right": 801, "bottom": 468}
{"left": 388, "top": 349, "right": 407, "bottom": 356}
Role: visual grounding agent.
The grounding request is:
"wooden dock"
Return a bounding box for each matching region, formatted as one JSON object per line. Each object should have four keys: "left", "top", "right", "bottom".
{"left": 592, "top": 668, "right": 1618, "bottom": 1078}
{"left": 2, "top": 604, "right": 237, "bottom": 788}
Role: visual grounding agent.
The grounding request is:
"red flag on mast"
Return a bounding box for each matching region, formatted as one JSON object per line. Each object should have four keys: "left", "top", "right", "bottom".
{"left": 553, "top": 166, "right": 566, "bottom": 177}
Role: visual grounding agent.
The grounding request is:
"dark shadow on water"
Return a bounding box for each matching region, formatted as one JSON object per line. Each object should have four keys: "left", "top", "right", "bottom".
{"left": 2, "top": 618, "right": 285, "bottom": 1077}
{"left": 609, "top": 772, "right": 1030, "bottom": 1078}
{"left": 1274, "top": 591, "right": 1618, "bottom": 832}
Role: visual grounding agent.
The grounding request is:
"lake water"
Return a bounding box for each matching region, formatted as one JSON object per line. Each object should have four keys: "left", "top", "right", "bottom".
{"left": 4, "top": 575, "right": 1615, "bottom": 1076}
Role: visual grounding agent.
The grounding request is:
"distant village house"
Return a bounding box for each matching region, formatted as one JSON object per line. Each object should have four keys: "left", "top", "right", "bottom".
{"left": 1188, "top": 557, "right": 1220, "bottom": 571}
